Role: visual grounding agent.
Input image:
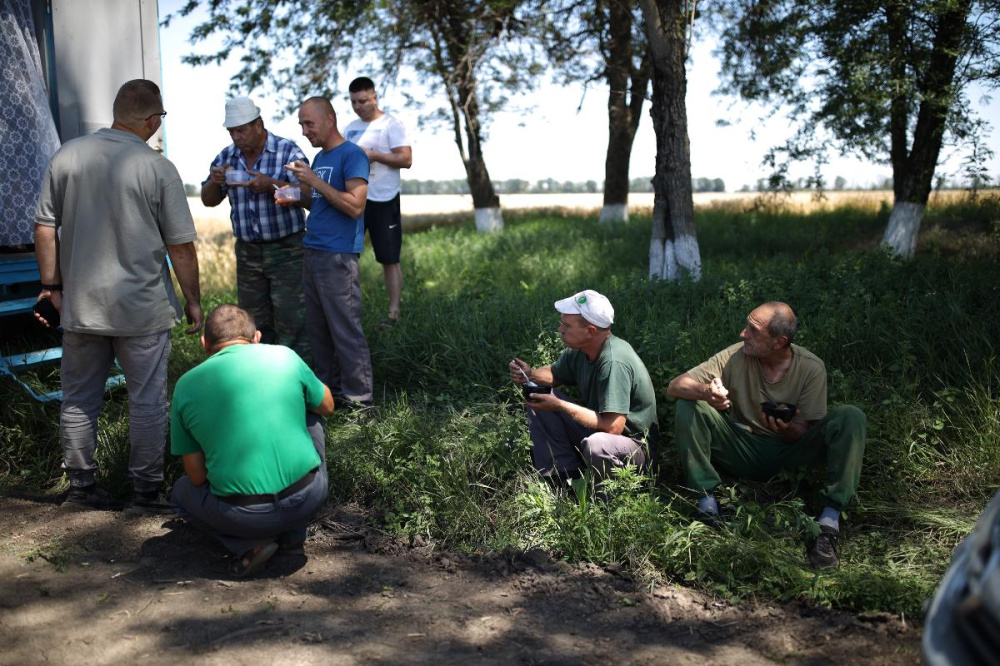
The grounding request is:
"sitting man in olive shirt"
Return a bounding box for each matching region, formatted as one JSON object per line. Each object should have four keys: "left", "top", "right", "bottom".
{"left": 666, "top": 301, "right": 866, "bottom": 569}
{"left": 509, "top": 290, "right": 658, "bottom": 482}
{"left": 170, "top": 305, "right": 334, "bottom": 577}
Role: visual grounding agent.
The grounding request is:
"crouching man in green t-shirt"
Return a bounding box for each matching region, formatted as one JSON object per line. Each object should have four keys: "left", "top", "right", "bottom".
{"left": 509, "top": 290, "right": 658, "bottom": 483}
{"left": 170, "top": 305, "right": 335, "bottom": 577}
{"left": 666, "top": 302, "right": 866, "bottom": 569}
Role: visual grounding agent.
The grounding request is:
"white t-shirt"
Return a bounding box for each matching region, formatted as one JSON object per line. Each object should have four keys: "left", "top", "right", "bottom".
{"left": 344, "top": 113, "right": 410, "bottom": 202}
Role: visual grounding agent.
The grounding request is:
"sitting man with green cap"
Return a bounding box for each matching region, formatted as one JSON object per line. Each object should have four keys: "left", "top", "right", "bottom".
{"left": 509, "top": 289, "right": 658, "bottom": 482}
{"left": 170, "top": 304, "right": 334, "bottom": 577}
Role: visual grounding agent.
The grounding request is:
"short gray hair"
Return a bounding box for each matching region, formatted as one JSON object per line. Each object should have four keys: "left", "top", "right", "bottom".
{"left": 112, "top": 79, "right": 161, "bottom": 124}
{"left": 204, "top": 304, "right": 256, "bottom": 348}
{"left": 765, "top": 302, "right": 797, "bottom": 345}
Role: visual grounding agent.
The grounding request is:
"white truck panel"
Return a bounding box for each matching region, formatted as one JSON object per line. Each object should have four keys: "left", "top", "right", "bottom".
{"left": 50, "top": 0, "right": 161, "bottom": 148}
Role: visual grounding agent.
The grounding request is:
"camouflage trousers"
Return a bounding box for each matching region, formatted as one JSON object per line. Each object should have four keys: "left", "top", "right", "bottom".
{"left": 235, "top": 231, "right": 310, "bottom": 363}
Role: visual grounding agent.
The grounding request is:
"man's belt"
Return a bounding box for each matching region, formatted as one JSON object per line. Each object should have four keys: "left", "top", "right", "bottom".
{"left": 218, "top": 468, "right": 319, "bottom": 507}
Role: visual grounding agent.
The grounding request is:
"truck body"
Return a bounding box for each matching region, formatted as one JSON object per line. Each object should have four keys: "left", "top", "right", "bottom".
{"left": 0, "top": 0, "right": 162, "bottom": 400}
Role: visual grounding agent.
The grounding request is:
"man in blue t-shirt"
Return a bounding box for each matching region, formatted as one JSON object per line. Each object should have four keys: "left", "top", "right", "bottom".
{"left": 282, "top": 97, "right": 373, "bottom": 406}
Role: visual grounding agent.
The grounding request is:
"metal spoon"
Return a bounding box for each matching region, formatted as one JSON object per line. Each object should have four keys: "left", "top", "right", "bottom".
{"left": 512, "top": 360, "right": 536, "bottom": 386}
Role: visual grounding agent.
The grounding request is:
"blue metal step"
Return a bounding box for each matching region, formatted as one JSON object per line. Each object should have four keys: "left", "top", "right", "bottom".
{"left": 0, "top": 347, "right": 125, "bottom": 403}
{"left": 0, "top": 254, "right": 40, "bottom": 286}
{"left": 0, "top": 296, "right": 40, "bottom": 316}
{"left": 4, "top": 347, "right": 63, "bottom": 369}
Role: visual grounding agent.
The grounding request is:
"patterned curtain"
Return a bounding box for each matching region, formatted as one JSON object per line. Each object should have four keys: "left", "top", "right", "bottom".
{"left": 0, "top": 0, "right": 61, "bottom": 247}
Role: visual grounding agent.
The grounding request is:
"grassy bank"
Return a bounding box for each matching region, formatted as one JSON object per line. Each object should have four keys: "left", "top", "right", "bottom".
{"left": 2, "top": 195, "right": 999, "bottom": 615}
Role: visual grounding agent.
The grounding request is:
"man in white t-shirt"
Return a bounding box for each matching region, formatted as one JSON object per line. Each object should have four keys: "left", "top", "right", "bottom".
{"left": 344, "top": 77, "right": 412, "bottom": 324}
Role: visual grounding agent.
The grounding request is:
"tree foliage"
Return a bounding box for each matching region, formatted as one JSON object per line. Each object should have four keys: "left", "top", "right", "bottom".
{"left": 715, "top": 0, "right": 1000, "bottom": 255}
{"left": 167, "top": 0, "right": 547, "bottom": 222}
{"left": 543, "top": 0, "right": 652, "bottom": 218}
{"left": 718, "top": 0, "right": 999, "bottom": 169}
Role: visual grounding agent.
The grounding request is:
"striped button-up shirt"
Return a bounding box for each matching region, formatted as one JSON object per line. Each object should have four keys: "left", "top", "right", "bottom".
{"left": 203, "top": 131, "right": 308, "bottom": 242}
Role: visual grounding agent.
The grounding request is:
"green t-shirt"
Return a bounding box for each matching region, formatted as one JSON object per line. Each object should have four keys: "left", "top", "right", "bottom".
{"left": 687, "top": 342, "right": 827, "bottom": 436}
{"left": 550, "top": 334, "right": 658, "bottom": 442}
{"left": 170, "top": 344, "right": 326, "bottom": 495}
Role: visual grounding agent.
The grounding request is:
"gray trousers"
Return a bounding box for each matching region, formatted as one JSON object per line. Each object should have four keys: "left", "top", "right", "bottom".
{"left": 303, "top": 249, "right": 373, "bottom": 404}
{"left": 60, "top": 329, "right": 170, "bottom": 492}
{"left": 171, "top": 416, "right": 329, "bottom": 556}
{"left": 527, "top": 390, "right": 649, "bottom": 479}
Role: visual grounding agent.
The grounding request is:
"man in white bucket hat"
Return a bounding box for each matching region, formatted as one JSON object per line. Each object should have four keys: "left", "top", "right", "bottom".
{"left": 201, "top": 96, "right": 312, "bottom": 363}
{"left": 509, "top": 289, "right": 658, "bottom": 483}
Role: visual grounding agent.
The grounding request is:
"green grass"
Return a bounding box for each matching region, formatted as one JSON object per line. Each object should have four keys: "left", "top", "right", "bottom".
{"left": 2, "top": 196, "right": 999, "bottom": 614}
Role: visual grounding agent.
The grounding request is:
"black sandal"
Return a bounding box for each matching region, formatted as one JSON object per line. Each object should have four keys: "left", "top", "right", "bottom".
{"left": 230, "top": 542, "right": 279, "bottom": 578}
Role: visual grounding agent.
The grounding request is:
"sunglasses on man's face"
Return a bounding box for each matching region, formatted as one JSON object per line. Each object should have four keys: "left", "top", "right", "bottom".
{"left": 146, "top": 110, "right": 168, "bottom": 121}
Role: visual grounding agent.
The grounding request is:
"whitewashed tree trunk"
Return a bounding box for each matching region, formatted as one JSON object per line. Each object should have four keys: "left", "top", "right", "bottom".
{"left": 474, "top": 207, "right": 504, "bottom": 233}
{"left": 641, "top": 0, "right": 701, "bottom": 282}
{"left": 599, "top": 203, "right": 629, "bottom": 223}
{"left": 881, "top": 201, "right": 925, "bottom": 258}
{"left": 649, "top": 233, "right": 701, "bottom": 280}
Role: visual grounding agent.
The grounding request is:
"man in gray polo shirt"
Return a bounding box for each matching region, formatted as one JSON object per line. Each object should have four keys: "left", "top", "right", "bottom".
{"left": 34, "top": 79, "right": 203, "bottom": 514}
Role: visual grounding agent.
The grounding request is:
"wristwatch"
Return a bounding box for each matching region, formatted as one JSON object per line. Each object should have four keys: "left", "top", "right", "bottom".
{"left": 41, "top": 283, "right": 63, "bottom": 291}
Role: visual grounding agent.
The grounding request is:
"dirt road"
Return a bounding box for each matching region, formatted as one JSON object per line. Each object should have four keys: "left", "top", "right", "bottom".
{"left": 0, "top": 497, "right": 919, "bottom": 665}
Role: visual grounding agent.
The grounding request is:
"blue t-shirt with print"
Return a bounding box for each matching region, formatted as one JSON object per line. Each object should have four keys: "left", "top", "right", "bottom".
{"left": 304, "top": 141, "right": 369, "bottom": 253}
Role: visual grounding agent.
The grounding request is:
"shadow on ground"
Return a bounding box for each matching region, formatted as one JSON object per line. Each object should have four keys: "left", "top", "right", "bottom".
{"left": 0, "top": 497, "right": 920, "bottom": 665}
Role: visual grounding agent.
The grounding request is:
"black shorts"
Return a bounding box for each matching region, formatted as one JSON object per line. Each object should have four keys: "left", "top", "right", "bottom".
{"left": 364, "top": 194, "right": 402, "bottom": 264}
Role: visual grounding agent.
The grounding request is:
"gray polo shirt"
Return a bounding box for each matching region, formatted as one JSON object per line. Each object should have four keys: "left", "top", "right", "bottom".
{"left": 35, "top": 128, "right": 197, "bottom": 336}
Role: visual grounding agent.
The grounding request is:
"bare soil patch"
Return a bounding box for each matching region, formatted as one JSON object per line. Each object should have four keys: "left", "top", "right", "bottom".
{"left": 0, "top": 497, "right": 920, "bottom": 665}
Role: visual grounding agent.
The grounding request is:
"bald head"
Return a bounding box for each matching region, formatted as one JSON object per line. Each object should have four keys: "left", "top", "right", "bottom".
{"left": 760, "top": 302, "right": 797, "bottom": 346}
{"left": 303, "top": 96, "right": 336, "bottom": 121}
{"left": 298, "top": 96, "right": 340, "bottom": 149}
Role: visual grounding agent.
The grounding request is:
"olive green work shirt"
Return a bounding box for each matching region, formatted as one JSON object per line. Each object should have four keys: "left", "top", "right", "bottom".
{"left": 687, "top": 342, "right": 827, "bottom": 437}
{"left": 550, "top": 334, "right": 658, "bottom": 442}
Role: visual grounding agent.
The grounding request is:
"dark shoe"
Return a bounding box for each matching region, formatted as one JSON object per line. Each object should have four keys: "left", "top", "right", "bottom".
{"left": 694, "top": 510, "right": 723, "bottom": 530}
{"left": 277, "top": 542, "right": 306, "bottom": 557}
{"left": 61, "top": 484, "right": 119, "bottom": 512}
{"left": 333, "top": 396, "right": 374, "bottom": 411}
{"left": 127, "top": 490, "right": 176, "bottom": 515}
{"left": 808, "top": 525, "right": 840, "bottom": 569}
{"left": 230, "top": 542, "right": 279, "bottom": 578}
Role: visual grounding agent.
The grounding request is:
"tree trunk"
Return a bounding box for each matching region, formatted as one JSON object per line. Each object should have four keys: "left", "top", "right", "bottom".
{"left": 456, "top": 79, "right": 502, "bottom": 231}
{"left": 600, "top": 0, "right": 649, "bottom": 224}
{"left": 881, "top": 0, "right": 971, "bottom": 257}
{"left": 639, "top": 0, "right": 700, "bottom": 280}
{"left": 429, "top": 14, "right": 503, "bottom": 232}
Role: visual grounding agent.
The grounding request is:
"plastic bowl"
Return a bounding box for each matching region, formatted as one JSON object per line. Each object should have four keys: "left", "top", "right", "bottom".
{"left": 275, "top": 186, "right": 301, "bottom": 202}
{"left": 225, "top": 170, "right": 250, "bottom": 184}
{"left": 523, "top": 383, "right": 553, "bottom": 400}
{"left": 760, "top": 401, "right": 796, "bottom": 422}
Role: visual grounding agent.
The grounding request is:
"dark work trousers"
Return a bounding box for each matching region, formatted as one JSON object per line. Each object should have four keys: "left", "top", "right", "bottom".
{"left": 235, "top": 231, "right": 310, "bottom": 364}
{"left": 303, "top": 249, "right": 373, "bottom": 404}
{"left": 674, "top": 399, "right": 866, "bottom": 511}
{"left": 171, "top": 415, "right": 329, "bottom": 556}
{"left": 527, "top": 390, "right": 649, "bottom": 479}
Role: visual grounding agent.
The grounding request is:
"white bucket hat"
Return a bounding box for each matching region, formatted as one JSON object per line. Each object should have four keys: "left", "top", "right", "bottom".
{"left": 554, "top": 289, "right": 614, "bottom": 328}
{"left": 223, "top": 97, "right": 261, "bottom": 128}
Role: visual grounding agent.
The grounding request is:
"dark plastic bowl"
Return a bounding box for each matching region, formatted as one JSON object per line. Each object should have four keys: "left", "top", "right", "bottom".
{"left": 523, "top": 384, "right": 553, "bottom": 400}
{"left": 760, "top": 401, "right": 796, "bottom": 422}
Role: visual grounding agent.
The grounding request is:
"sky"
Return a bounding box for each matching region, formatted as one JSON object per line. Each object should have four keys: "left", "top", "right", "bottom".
{"left": 157, "top": 1, "right": 1000, "bottom": 193}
